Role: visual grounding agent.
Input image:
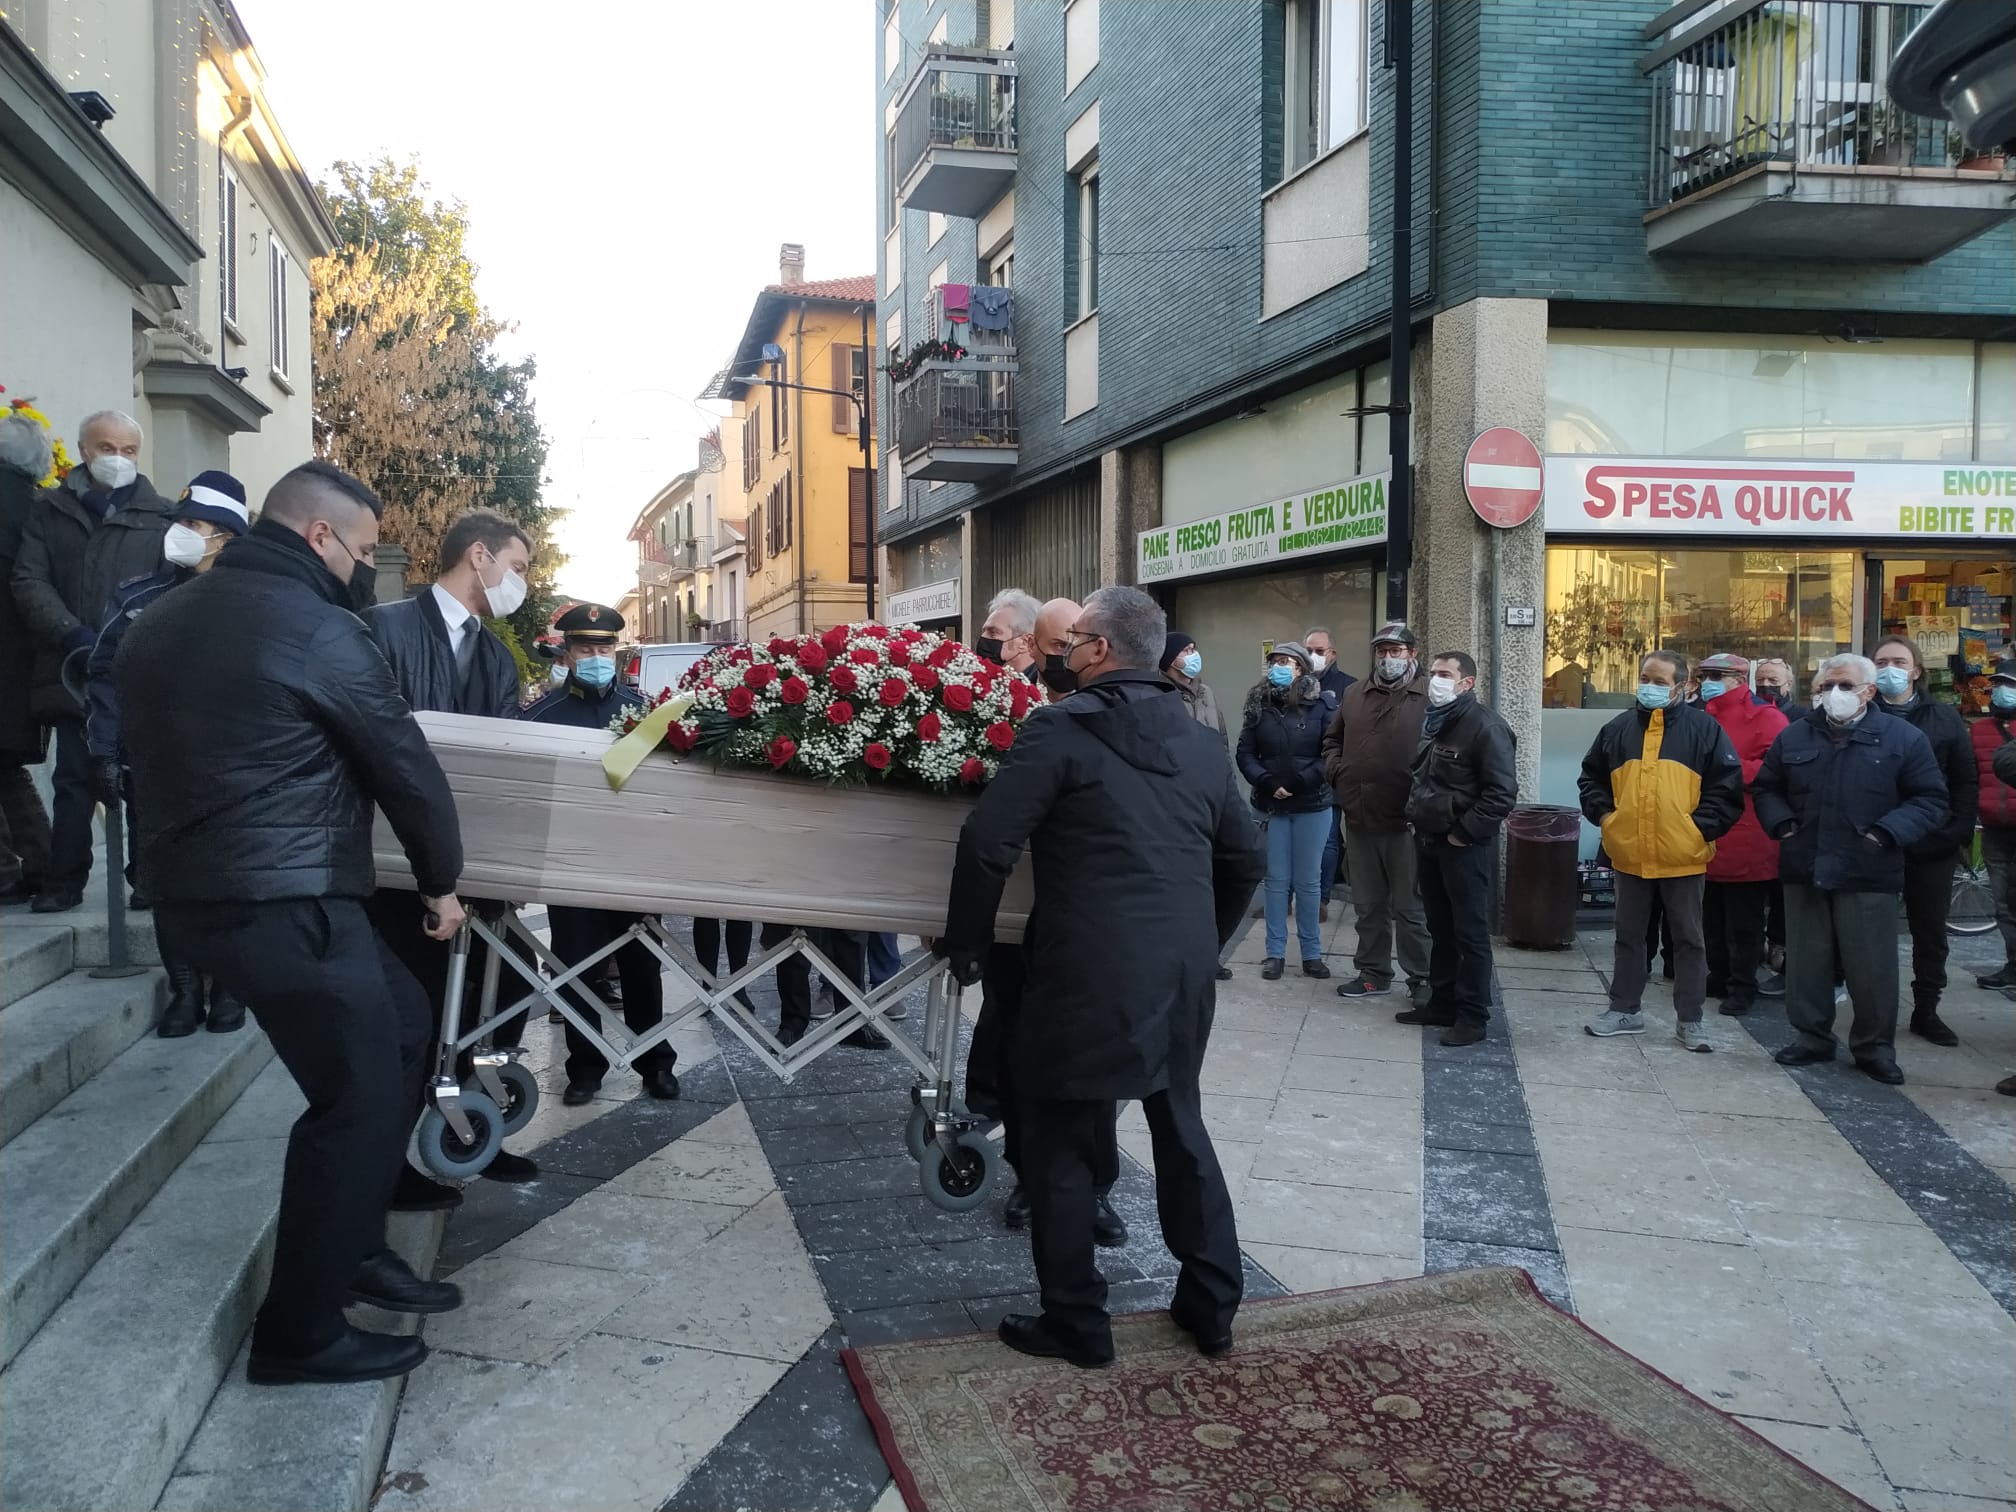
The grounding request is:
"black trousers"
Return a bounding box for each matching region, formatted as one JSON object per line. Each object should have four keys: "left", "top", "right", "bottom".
{"left": 367, "top": 890, "right": 522, "bottom": 1130}
{"left": 1417, "top": 835, "right": 1496, "bottom": 1024}
{"left": 1901, "top": 852, "right": 1954, "bottom": 1010}
{"left": 1020, "top": 1076, "right": 1241, "bottom": 1354}
{"left": 0, "top": 763, "right": 51, "bottom": 891}
{"left": 549, "top": 906, "right": 673, "bottom": 1084}
{"left": 693, "top": 916, "right": 752, "bottom": 980}
{"left": 967, "top": 943, "right": 1118, "bottom": 1188}
{"left": 159, "top": 897, "right": 430, "bottom": 1355}
{"left": 47, "top": 716, "right": 133, "bottom": 892}
{"left": 760, "top": 922, "right": 867, "bottom": 1035}
{"left": 1703, "top": 879, "right": 1771, "bottom": 1011}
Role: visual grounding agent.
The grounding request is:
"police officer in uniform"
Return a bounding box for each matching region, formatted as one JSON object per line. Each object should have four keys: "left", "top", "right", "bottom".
{"left": 520, "top": 603, "right": 681, "bottom": 1105}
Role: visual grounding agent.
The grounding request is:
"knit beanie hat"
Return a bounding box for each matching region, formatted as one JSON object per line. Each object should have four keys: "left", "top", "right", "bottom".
{"left": 1161, "top": 630, "right": 1194, "bottom": 672}
{"left": 176, "top": 470, "right": 250, "bottom": 535}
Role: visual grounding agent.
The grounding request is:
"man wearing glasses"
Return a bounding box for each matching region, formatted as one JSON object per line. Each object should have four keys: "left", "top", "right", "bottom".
{"left": 1753, "top": 653, "right": 1948, "bottom": 1085}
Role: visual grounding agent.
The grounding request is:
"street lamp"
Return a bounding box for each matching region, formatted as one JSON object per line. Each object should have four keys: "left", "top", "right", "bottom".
{"left": 729, "top": 366, "right": 877, "bottom": 622}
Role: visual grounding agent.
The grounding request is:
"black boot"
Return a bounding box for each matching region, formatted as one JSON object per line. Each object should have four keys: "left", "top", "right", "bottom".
{"left": 158, "top": 960, "right": 205, "bottom": 1037}
{"left": 206, "top": 981, "right": 248, "bottom": 1034}
{"left": 1909, "top": 997, "right": 1958, "bottom": 1047}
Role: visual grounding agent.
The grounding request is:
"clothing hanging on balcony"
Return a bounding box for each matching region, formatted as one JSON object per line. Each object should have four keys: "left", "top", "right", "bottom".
{"left": 941, "top": 282, "right": 971, "bottom": 322}
{"left": 969, "top": 285, "right": 1012, "bottom": 331}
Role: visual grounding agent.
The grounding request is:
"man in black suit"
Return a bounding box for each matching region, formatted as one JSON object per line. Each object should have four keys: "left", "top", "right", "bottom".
{"left": 365, "top": 510, "right": 539, "bottom": 1194}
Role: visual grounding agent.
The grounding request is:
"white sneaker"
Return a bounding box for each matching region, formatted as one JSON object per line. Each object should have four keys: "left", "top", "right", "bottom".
{"left": 1834, "top": 984, "right": 1850, "bottom": 1007}
{"left": 1675, "top": 1021, "right": 1713, "bottom": 1054}
{"left": 1585, "top": 1010, "right": 1646, "bottom": 1037}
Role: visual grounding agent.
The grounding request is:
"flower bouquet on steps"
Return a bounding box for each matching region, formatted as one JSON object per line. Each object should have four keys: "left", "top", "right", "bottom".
{"left": 602, "top": 621, "right": 1042, "bottom": 794}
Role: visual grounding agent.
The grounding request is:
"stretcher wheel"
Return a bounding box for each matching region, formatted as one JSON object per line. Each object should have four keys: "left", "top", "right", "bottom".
{"left": 919, "top": 1130, "right": 996, "bottom": 1212}
{"left": 905, "top": 1101, "right": 976, "bottom": 1163}
{"left": 469, "top": 1061, "right": 540, "bottom": 1137}
{"left": 416, "top": 1090, "right": 506, "bottom": 1180}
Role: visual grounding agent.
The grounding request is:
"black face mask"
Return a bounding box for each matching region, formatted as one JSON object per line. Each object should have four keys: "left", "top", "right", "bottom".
{"left": 1040, "top": 654, "right": 1079, "bottom": 695}
{"left": 347, "top": 557, "right": 378, "bottom": 612}
{"left": 975, "top": 635, "right": 1006, "bottom": 665}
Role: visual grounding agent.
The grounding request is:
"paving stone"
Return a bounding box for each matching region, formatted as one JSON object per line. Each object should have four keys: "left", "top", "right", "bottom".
{"left": 495, "top": 1190, "right": 745, "bottom": 1274}
{"left": 530, "top": 1073, "right": 734, "bottom": 1181}
{"left": 777, "top": 1152, "right": 929, "bottom": 1205}
{"left": 1536, "top": 1121, "right": 1745, "bottom": 1244}
{"left": 1733, "top": 1417, "right": 1902, "bottom": 1512}
{"left": 835, "top": 1300, "right": 978, "bottom": 1347}
{"left": 745, "top": 1090, "right": 920, "bottom": 1131}
{"left": 424, "top": 1253, "right": 653, "bottom": 1365}
{"left": 1236, "top": 1177, "right": 1419, "bottom": 1258}
{"left": 1422, "top": 1147, "right": 1560, "bottom": 1251}
{"left": 1423, "top": 1238, "right": 1574, "bottom": 1313}
{"left": 1242, "top": 1242, "right": 1421, "bottom": 1293}
{"left": 1421, "top": 1113, "right": 1537, "bottom": 1156}
{"left": 758, "top": 1121, "right": 879, "bottom": 1166}
{"left": 604, "top": 1134, "right": 776, "bottom": 1207}
{"left": 434, "top": 1171, "right": 603, "bottom": 1275}
{"left": 817, "top": 1234, "right": 1039, "bottom": 1312}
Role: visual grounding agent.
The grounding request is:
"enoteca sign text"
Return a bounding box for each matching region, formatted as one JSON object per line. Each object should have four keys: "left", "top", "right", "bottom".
{"left": 1137, "top": 470, "right": 1391, "bottom": 585}
{"left": 1544, "top": 456, "right": 2016, "bottom": 539}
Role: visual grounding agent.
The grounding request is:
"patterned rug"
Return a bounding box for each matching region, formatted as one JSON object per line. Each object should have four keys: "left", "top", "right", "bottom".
{"left": 842, "top": 1268, "right": 1875, "bottom": 1512}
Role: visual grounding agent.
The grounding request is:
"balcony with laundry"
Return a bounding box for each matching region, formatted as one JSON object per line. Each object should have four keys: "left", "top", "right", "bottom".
{"left": 1640, "top": 0, "right": 2013, "bottom": 260}
{"left": 893, "top": 47, "right": 1017, "bottom": 218}
{"left": 893, "top": 282, "right": 1017, "bottom": 482}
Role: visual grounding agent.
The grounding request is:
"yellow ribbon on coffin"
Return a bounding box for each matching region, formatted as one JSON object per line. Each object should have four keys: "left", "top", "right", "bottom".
{"left": 601, "top": 694, "right": 695, "bottom": 791}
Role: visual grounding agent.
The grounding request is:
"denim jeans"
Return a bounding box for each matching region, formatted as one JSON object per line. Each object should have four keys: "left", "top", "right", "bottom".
{"left": 1264, "top": 808, "right": 1329, "bottom": 962}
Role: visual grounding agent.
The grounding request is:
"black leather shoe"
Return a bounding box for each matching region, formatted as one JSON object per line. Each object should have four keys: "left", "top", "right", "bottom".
{"left": 1909, "top": 1011, "right": 1959, "bottom": 1047}
{"left": 1774, "top": 1044, "right": 1835, "bottom": 1067}
{"left": 205, "top": 985, "right": 247, "bottom": 1034}
{"left": 390, "top": 1168, "right": 463, "bottom": 1212}
{"left": 644, "top": 1068, "right": 682, "bottom": 1099}
{"left": 1093, "top": 1195, "right": 1128, "bottom": 1248}
{"left": 1395, "top": 1006, "right": 1457, "bottom": 1027}
{"left": 997, "top": 1313, "right": 1112, "bottom": 1368}
{"left": 777, "top": 1021, "right": 806, "bottom": 1048}
{"left": 1260, "top": 957, "right": 1284, "bottom": 981}
{"left": 1169, "top": 1308, "right": 1234, "bottom": 1358}
{"left": 1439, "top": 1021, "right": 1487, "bottom": 1047}
{"left": 1718, "top": 999, "right": 1751, "bottom": 1018}
{"left": 561, "top": 1078, "right": 601, "bottom": 1107}
{"left": 128, "top": 890, "right": 152, "bottom": 912}
{"left": 350, "top": 1250, "right": 462, "bottom": 1314}
{"left": 29, "top": 888, "right": 82, "bottom": 914}
{"left": 1003, "top": 1184, "right": 1030, "bottom": 1231}
{"left": 248, "top": 1325, "right": 428, "bottom": 1385}
{"left": 1976, "top": 965, "right": 2016, "bottom": 990}
{"left": 159, "top": 962, "right": 206, "bottom": 1038}
{"left": 1302, "top": 959, "right": 1331, "bottom": 979}
{"left": 1215, "top": 966, "right": 1233, "bottom": 981}
{"left": 482, "top": 1149, "right": 540, "bottom": 1182}
{"left": 845, "top": 1023, "right": 891, "bottom": 1051}
{"left": 1854, "top": 1057, "right": 1906, "bottom": 1085}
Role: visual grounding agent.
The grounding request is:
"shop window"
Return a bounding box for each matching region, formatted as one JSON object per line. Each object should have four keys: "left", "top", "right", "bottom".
{"left": 1877, "top": 558, "right": 2013, "bottom": 712}
{"left": 1980, "top": 345, "right": 2016, "bottom": 463}
{"left": 1544, "top": 546, "right": 1855, "bottom": 707}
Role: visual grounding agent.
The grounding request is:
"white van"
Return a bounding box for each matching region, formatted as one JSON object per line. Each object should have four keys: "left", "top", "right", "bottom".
{"left": 631, "top": 641, "right": 724, "bottom": 700}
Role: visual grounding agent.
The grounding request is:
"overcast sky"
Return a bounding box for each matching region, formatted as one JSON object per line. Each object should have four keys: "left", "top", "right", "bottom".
{"left": 240, "top": 0, "right": 875, "bottom": 604}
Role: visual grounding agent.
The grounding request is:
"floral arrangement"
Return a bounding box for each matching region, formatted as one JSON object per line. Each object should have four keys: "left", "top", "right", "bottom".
{"left": 1, "top": 385, "right": 74, "bottom": 487}
{"left": 609, "top": 622, "right": 1042, "bottom": 792}
{"left": 881, "top": 337, "right": 969, "bottom": 384}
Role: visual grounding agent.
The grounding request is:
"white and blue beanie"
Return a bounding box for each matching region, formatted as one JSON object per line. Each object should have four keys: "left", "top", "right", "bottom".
{"left": 177, "top": 470, "right": 250, "bottom": 535}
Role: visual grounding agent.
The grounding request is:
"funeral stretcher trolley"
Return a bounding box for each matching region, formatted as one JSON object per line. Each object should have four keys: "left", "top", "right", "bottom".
{"left": 375, "top": 713, "right": 1030, "bottom": 1212}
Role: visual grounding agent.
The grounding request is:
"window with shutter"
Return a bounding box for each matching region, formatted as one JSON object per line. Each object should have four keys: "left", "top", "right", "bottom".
{"left": 832, "top": 345, "right": 855, "bottom": 433}
{"left": 848, "top": 468, "right": 871, "bottom": 583}
{"left": 269, "top": 242, "right": 292, "bottom": 377}
{"left": 781, "top": 472, "right": 793, "bottom": 554}
{"left": 750, "top": 503, "right": 763, "bottom": 562}
{"left": 219, "top": 169, "right": 239, "bottom": 327}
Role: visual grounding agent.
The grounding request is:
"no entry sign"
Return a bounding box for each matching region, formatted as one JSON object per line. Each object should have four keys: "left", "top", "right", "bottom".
{"left": 1465, "top": 428, "right": 1544, "bottom": 528}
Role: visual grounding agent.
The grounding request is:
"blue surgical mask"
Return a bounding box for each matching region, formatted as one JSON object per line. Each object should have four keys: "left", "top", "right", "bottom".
{"left": 1636, "top": 683, "right": 1671, "bottom": 710}
{"left": 574, "top": 655, "right": 615, "bottom": 690}
{"left": 1698, "top": 679, "right": 1727, "bottom": 701}
{"left": 1874, "top": 666, "right": 1913, "bottom": 698}
{"left": 1993, "top": 686, "right": 2016, "bottom": 713}
{"left": 1179, "top": 651, "right": 1202, "bottom": 679}
{"left": 1268, "top": 664, "right": 1295, "bottom": 689}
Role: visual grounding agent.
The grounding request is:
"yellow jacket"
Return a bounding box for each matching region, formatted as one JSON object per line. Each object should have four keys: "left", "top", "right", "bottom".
{"left": 1576, "top": 703, "right": 1744, "bottom": 879}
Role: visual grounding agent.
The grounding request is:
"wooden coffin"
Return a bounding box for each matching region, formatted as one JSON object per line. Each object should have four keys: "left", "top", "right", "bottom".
{"left": 372, "top": 712, "right": 1033, "bottom": 938}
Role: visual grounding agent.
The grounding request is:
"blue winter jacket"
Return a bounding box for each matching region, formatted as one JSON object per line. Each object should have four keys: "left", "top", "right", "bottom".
{"left": 1752, "top": 704, "right": 1949, "bottom": 893}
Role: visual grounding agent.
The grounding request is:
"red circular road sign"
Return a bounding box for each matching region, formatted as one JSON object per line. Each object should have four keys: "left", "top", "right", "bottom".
{"left": 1464, "top": 427, "right": 1544, "bottom": 528}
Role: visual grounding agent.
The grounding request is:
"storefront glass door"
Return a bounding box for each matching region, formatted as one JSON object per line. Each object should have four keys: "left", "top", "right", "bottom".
{"left": 1871, "top": 556, "right": 2014, "bottom": 712}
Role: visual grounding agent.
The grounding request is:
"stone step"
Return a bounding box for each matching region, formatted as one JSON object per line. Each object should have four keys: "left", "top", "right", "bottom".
{"left": 0, "top": 1058, "right": 298, "bottom": 1512}
{"left": 0, "top": 966, "right": 163, "bottom": 1147}
{"left": 157, "top": 1204, "right": 449, "bottom": 1512}
{"left": 0, "top": 1018, "right": 273, "bottom": 1368}
{"left": 0, "top": 920, "right": 76, "bottom": 1009}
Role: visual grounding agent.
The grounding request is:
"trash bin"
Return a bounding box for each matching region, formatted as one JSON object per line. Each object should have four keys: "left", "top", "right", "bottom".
{"left": 1502, "top": 804, "right": 1582, "bottom": 949}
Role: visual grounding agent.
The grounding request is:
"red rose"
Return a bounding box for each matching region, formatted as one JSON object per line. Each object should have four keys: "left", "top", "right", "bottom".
{"left": 888, "top": 641, "right": 912, "bottom": 667}
{"left": 899, "top": 628, "right": 925, "bottom": 644}
{"left": 911, "top": 664, "right": 940, "bottom": 690}
{"left": 985, "top": 720, "right": 1014, "bottom": 751}
{"left": 860, "top": 624, "right": 889, "bottom": 639}
{"left": 959, "top": 757, "right": 986, "bottom": 785}
{"left": 725, "top": 686, "right": 756, "bottom": 719}
{"left": 795, "top": 641, "right": 829, "bottom": 673}
{"left": 826, "top": 700, "right": 855, "bottom": 726}
{"left": 779, "top": 675, "right": 810, "bottom": 705}
{"left": 929, "top": 642, "right": 958, "bottom": 668}
{"left": 864, "top": 742, "right": 892, "bottom": 771}
{"left": 850, "top": 647, "right": 881, "bottom": 665}
{"left": 878, "top": 676, "right": 908, "bottom": 708}
{"left": 665, "top": 721, "right": 698, "bottom": 753}
{"left": 830, "top": 665, "right": 859, "bottom": 694}
{"left": 766, "top": 637, "right": 795, "bottom": 657}
{"left": 821, "top": 625, "right": 851, "bottom": 653}
{"left": 1009, "top": 678, "right": 1032, "bottom": 715}
{"left": 729, "top": 646, "right": 753, "bottom": 664}
{"left": 944, "top": 683, "right": 975, "bottom": 713}
{"left": 744, "top": 663, "right": 777, "bottom": 688}
{"left": 766, "top": 736, "right": 798, "bottom": 768}
{"left": 917, "top": 712, "right": 942, "bottom": 742}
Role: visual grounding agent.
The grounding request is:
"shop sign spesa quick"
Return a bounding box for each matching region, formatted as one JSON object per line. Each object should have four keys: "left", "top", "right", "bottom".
{"left": 1544, "top": 456, "right": 2016, "bottom": 540}
{"left": 1138, "top": 471, "right": 1391, "bottom": 584}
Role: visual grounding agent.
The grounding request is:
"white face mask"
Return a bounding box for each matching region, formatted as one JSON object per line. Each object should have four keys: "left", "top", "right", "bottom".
{"left": 87, "top": 454, "right": 137, "bottom": 491}
{"left": 1308, "top": 651, "right": 1329, "bottom": 671}
{"left": 162, "top": 522, "right": 213, "bottom": 568}
{"left": 1377, "top": 655, "right": 1413, "bottom": 682}
{"left": 482, "top": 560, "right": 528, "bottom": 619}
{"left": 1427, "top": 675, "right": 1459, "bottom": 708}
{"left": 1819, "top": 686, "right": 1864, "bottom": 723}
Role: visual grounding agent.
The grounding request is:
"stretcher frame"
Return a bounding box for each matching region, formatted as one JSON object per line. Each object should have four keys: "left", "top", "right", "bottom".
{"left": 418, "top": 907, "right": 999, "bottom": 1210}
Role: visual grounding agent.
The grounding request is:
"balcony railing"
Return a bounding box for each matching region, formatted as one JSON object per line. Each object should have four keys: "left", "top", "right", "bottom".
{"left": 925, "top": 282, "right": 1015, "bottom": 359}
{"left": 1640, "top": 0, "right": 2012, "bottom": 259}
{"left": 894, "top": 48, "right": 1016, "bottom": 218}
{"left": 897, "top": 363, "right": 1017, "bottom": 482}
{"left": 706, "top": 618, "right": 744, "bottom": 644}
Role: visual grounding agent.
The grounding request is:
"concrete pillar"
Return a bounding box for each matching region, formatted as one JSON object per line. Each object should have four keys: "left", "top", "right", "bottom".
{"left": 374, "top": 543, "right": 413, "bottom": 606}
{"left": 958, "top": 509, "right": 976, "bottom": 644}
{"left": 1100, "top": 442, "right": 1162, "bottom": 587}
{"left": 142, "top": 402, "right": 229, "bottom": 505}
{"left": 1416, "top": 296, "right": 1549, "bottom": 801}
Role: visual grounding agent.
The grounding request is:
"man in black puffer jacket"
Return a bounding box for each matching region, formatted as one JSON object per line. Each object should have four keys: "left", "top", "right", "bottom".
{"left": 1870, "top": 635, "right": 1978, "bottom": 1048}
{"left": 117, "top": 461, "right": 469, "bottom": 1389}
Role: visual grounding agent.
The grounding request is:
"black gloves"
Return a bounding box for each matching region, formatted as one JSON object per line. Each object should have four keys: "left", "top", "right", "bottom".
{"left": 932, "top": 938, "right": 985, "bottom": 987}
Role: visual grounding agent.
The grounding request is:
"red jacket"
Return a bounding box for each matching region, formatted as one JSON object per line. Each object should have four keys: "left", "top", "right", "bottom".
{"left": 1975, "top": 715, "right": 2016, "bottom": 829}
{"left": 1704, "top": 691, "right": 1788, "bottom": 882}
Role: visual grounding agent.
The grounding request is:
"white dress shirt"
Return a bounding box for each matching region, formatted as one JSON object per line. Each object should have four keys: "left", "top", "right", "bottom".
{"left": 432, "top": 583, "right": 480, "bottom": 661}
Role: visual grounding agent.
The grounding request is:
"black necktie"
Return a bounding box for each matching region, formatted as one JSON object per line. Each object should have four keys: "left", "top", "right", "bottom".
{"left": 455, "top": 615, "right": 479, "bottom": 677}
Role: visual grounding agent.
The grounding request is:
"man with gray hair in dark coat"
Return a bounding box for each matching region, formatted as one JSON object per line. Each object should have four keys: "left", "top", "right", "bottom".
{"left": 941, "top": 584, "right": 1264, "bottom": 1368}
